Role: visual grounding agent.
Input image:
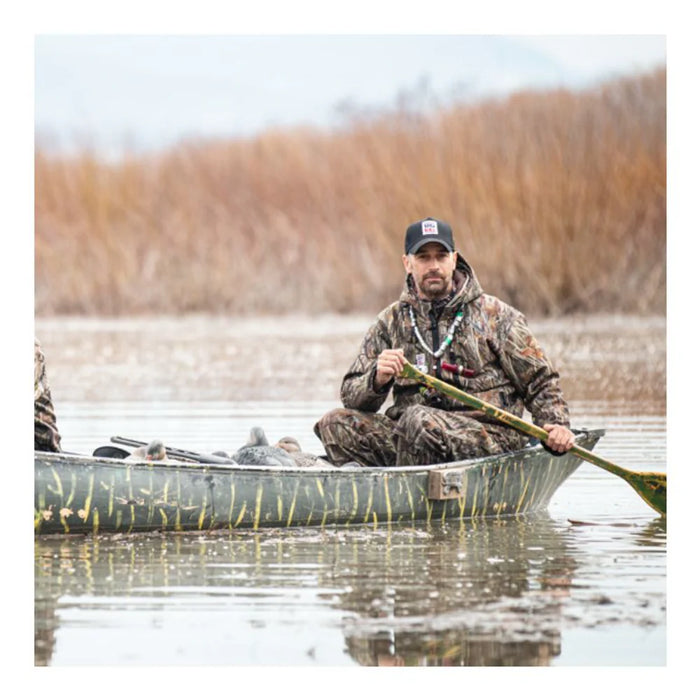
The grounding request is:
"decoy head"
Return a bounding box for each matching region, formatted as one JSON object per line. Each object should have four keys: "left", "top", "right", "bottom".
{"left": 246, "top": 426, "right": 269, "bottom": 447}
{"left": 146, "top": 439, "right": 166, "bottom": 461}
{"left": 276, "top": 436, "right": 302, "bottom": 453}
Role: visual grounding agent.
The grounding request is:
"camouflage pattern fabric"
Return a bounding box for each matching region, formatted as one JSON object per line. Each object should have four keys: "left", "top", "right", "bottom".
{"left": 35, "top": 339, "right": 62, "bottom": 452}
{"left": 314, "top": 405, "right": 527, "bottom": 467}
{"left": 315, "top": 254, "right": 569, "bottom": 466}
{"left": 314, "top": 409, "right": 398, "bottom": 467}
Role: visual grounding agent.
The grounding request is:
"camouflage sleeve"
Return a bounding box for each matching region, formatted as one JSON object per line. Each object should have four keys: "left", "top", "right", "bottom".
{"left": 34, "top": 339, "right": 45, "bottom": 401}
{"left": 340, "top": 317, "right": 394, "bottom": 413}
{"left": 35, "top": 339, "right": 62, "bottom": 452}
{"left": 496, "top": 311, "right": 570, "bottom": 428}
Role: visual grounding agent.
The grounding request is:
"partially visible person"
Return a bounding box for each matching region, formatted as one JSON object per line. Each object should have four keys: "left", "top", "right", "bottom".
{"left": 314, "top": 216, "right": 575, "bottom": 467}
{"left": 35, "top": 338, "right": 62, "bottom": 452}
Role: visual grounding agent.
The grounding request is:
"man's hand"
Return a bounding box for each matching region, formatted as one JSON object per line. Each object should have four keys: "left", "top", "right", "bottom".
{"left": 374, "top": 349, "right": 407, "bottom": 390}
{"left": 543, "top": 424, "right": 576, "bottom": 453}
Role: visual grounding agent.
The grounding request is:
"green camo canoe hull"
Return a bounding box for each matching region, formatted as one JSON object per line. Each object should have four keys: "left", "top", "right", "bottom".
{"left": 35, "top": 429, "right": 604, "bottom": 535}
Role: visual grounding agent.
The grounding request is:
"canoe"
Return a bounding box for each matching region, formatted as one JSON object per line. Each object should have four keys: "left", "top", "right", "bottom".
{"left": 34, "top": 428, "right": 604, "bottom": 535}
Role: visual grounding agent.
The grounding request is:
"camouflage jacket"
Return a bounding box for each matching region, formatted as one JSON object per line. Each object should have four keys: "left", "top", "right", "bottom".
{"left": 340, "top": 255, "right": 570, "bottom": 428}
{"left": 35, "top": 339, "right": 62, "bottom": 452}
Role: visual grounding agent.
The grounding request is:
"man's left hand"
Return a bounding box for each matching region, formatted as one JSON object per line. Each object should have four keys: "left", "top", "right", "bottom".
{"left": 543, "top": 424, "right": 576, "bottom": 453}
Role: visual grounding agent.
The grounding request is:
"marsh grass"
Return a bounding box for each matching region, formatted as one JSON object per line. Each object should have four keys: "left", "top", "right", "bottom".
{"left": 35, "top": 69, "right": 665, "bottom": 316}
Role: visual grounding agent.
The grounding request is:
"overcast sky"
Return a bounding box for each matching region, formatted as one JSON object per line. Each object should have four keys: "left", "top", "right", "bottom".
{"left": 34, "top": 33, "right": 666, "bottom": 157}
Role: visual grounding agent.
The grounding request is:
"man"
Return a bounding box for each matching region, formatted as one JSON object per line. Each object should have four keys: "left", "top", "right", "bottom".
{"left": 314, "top": 217, "right": 575, "bottom": 466}
{"left": 35, "top": 338, "right": 62, "bottom": 452}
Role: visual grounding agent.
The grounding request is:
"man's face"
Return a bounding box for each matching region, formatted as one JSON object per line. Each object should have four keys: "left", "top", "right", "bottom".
{"left": 402, "top": 242, "right": 457, "bottom": 300}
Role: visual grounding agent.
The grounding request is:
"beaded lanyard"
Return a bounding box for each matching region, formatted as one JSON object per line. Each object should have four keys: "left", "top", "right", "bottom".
{"left": 408, "top": 305, "right": 465, "bottom": 361}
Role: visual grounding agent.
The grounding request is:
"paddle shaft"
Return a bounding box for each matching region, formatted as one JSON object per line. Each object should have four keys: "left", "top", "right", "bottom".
{"left": 400, "top": 362, "right": 666, "bottom": 514}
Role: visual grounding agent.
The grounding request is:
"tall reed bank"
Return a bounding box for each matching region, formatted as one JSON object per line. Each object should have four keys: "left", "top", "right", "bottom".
{"left": 35, "top": 69, "right": 665, "bottom": 317}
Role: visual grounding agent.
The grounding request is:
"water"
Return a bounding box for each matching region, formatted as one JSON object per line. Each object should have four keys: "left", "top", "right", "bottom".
{"left": 34, "top": 314, "right": 667, "bottom": 668}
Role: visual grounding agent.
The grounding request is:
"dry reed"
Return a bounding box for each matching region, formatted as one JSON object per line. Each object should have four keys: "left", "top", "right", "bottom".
{"left": 35, "top": 68, "right": 666, "bottom": 317}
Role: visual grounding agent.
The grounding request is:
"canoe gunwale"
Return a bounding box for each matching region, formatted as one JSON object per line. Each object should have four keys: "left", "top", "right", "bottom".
{"left": 36, "top": 427, "right": 606, "bottom": 476}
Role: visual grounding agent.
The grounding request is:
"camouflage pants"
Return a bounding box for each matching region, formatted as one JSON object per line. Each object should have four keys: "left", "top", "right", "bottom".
{"left": 314, "top": 405, "right": 528, "bottom": 467}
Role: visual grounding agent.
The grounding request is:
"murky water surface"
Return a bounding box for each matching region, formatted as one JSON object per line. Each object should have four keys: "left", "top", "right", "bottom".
{"left": 34, "top": 314, "right": 666, "bottom": 666}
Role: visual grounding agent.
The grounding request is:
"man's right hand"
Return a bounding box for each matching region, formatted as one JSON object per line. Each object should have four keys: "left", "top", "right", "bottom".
{"left": 374, "top": 349, "right": 407, "bottom": 389}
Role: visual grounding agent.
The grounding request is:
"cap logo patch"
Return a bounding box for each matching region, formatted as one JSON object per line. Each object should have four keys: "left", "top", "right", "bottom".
{"left": 421, "top": 220, "right": 438, "bottom": 236}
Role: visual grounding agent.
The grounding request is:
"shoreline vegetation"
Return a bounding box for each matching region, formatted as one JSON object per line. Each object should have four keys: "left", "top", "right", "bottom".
{"left": 35, "top": 69, "right": 665, "bottom": 317}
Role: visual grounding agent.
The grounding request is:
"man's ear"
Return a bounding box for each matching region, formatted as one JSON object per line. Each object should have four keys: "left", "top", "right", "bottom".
{"left": 402, "top": 254, "right": 411, "bottom": 274}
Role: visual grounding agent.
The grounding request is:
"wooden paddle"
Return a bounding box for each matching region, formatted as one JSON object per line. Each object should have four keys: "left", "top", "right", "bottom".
{"left": 400, "top": 362, "right": 666, "bottom": 516}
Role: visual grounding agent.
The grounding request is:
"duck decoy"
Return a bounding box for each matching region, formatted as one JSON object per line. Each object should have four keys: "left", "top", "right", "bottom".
{"left": 275, "top": 436, "right": 332, "bottom": 468}
{"left": 127, "top": 439, "right": 167, "bottom": 462}
{"left": 234, "top": 427, "right": 296, "bottom": 467}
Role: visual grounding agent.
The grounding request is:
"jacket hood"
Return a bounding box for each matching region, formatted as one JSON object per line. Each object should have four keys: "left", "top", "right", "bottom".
{"left": 400, "top": 253, "right": 483, "bottom": 308}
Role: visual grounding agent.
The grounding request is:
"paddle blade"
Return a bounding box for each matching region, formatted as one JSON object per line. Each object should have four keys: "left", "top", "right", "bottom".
{"left": 628, "top": 471, "right": 666, "bottom": 516}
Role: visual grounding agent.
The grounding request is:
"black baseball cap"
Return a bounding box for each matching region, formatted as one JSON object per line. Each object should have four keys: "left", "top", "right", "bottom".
{"left": 404, "top": 217, "right": 455, "bottom": 255}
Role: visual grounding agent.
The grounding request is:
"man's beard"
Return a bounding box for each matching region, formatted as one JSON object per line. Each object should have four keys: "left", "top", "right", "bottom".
{"left": 417, "top": 273, "right": 452, "bottom": 300}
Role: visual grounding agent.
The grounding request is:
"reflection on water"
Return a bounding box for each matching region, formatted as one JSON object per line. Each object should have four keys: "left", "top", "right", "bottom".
{"left": 34, "top": 314, "right": 666, "bottom": 666}
{"left": 34, "top": 515, "right": 666, "bottom": 666}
